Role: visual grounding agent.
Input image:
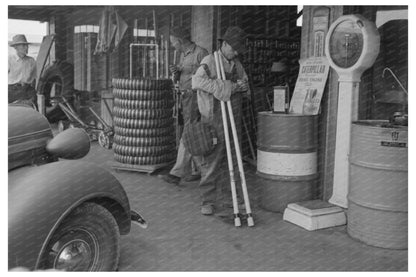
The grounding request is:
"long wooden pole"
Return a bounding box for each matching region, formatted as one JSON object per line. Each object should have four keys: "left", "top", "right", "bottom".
{"left": 214, "top": 51, "right": 241, "bottom": 227}
{"left": 217, "top": 51, "right": 254, "bottom": 227}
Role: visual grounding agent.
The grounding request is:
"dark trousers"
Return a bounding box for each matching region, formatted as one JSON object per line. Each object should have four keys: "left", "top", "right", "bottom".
{"left": 8, "top": 84, "right": 37, "bottom": 104}
{"left": 170, "top": 90, "right": 200, "bottom": 177}
{"left": 194, "top": 94, "right": 243, "bottom": 207}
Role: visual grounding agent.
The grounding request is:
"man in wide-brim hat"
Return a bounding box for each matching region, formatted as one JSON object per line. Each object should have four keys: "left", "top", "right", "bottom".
{"left": 8, "top": 34, "right": 37, "bottom": 105}
{"left": 191, "top": 26, "right": 250, "bottom": 216}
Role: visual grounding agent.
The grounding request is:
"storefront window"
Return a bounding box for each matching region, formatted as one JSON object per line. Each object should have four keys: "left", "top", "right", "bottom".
{"left": 363, "top": 8, "right": 408, "bottom": 120}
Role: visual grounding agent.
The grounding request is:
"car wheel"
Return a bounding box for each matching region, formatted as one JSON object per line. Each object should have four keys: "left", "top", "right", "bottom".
{"left": 38, "top": 202, "right": 120, "bottom": 271}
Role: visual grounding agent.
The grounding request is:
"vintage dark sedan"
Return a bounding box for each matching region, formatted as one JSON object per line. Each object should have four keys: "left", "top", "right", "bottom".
{"left": 8, "top": 105, "right": 146, "bottom": 271}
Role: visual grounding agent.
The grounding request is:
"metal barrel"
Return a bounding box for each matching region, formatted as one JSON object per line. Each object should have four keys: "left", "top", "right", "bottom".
{"left": 256, "top": 112, "right": 318, "bottom": 212}
{"left": 348, "top": 120, "right": 408, "bottom": 249}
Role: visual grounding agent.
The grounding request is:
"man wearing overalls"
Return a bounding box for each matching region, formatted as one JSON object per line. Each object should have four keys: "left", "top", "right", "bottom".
{"left": 192, "top": 26, "right": 250, "bottom": 215}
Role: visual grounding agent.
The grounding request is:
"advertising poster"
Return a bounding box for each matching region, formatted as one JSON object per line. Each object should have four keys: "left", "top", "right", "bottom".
{"left": 289, "top": 57, "right": 330, "bottom": 115}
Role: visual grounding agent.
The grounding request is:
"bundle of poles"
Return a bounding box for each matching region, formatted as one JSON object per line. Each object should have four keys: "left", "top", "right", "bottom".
{"left": 214, "top": 51, "right": 254, "bottom": 227}
{"left": 131, "top": 10, "right": 174, "bottom": 80}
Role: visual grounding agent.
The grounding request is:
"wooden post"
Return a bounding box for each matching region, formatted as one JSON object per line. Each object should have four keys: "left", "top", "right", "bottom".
{"left": 143, "top": 17, "right": 148, "bottom": 78}
{"left": 160, "top": 35, "right": 164, "bottom": 79}
{"left": 164, "top": 39, "right": 167, "bottom": 79}
{"left": 153, "top": 9, "right": 158, "bottom": 79}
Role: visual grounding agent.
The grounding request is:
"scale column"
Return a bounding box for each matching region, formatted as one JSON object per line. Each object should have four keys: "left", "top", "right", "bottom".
{"left": 329, "top": 80, "right": 359, "bottom": 208}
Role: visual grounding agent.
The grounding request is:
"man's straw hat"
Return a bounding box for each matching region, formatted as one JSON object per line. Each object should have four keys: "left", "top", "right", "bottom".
{"left": 10, "top": 34, "right": 31, "bottom": 47}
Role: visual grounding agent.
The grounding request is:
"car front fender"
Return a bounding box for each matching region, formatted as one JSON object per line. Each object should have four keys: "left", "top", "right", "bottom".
{"left": 8, "top": 160, "right": 131, "bottom": 270}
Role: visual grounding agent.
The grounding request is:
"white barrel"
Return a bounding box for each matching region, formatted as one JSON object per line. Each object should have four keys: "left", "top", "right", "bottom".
{"left": 348, "top": 120, "right": 408, "bottom": 249}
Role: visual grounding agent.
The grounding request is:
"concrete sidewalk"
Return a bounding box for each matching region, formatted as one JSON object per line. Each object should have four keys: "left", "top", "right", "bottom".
{"left": 82, "top": 142, "right": 408, "bottom": 271}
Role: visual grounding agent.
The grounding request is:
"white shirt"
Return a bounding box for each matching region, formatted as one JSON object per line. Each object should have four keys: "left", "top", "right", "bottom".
{"left": 8, "top": 53, "right": 37, "bottom": 85}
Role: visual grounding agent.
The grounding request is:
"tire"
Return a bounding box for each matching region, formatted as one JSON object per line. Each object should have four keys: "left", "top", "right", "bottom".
{"left": 38, "top": 202, "right": 120, "bottom": 271}
{"left": 113, "top": 88, "right": 172, "bottom": 101}
{"left": 37, "top": 61, "right": 74, "bottom": 122}
{"left": 112, "top": 78, "right": 172, "bottom": 90}
{"left": 113, "top": 107, "right": 172, "bottom": 119}
{"left": 113, "top": 98, "right": 173, "bottom": 109}
{"left": 113, "top": 117, "right": 173, "bottom": 129}
{"left": 114, "top": 134, "right": 175, "bottom": 147}
{"left": 114, "top": 126, "right": 174, "bottom": 137}
{"left": 113, "top": 143, "right": 175, "bottom": 156}
{"left": 114, "top": 152, "right": 176, "bottom": 165}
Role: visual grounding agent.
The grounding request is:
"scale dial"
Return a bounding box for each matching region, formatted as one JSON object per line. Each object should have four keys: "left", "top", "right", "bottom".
{"left": 329, "top": 20, "right": 364, "bottom": 68}
{"left": 325, "top": 14, "right": 380, "bottom": 81}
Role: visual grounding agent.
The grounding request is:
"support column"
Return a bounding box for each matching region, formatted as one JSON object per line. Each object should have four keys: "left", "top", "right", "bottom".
{"left": 49, "top": 13, "right": 67, "bottom": 62}
{"left": 191, "top": 6, "right": 218, "bottom": 53}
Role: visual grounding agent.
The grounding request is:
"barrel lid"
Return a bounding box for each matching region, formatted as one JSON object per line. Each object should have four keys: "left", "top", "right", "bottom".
{"left": 353, "top": 120, "right": 408, "bottom": 130}
{"left": 258, "top": 111, "right": 318, "bottom": 118}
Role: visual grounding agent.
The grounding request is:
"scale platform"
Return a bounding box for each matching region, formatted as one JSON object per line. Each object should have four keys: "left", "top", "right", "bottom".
{"left": 283, "top": 199, "right": 346, "bottom": 231}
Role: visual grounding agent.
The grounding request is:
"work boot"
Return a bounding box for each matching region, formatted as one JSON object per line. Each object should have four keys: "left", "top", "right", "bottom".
{"left": 183, "top": 174, "right": 201, "bottom": 182}
{"left": 158, "top": 174, "right": 180, "bottom": 185}
{"left": 201, "top": 204, "right": 215, "bottom": 215}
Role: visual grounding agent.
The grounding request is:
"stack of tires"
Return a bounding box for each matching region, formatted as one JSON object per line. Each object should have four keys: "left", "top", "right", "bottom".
{"left": 112, "top": 78, "right": 176, "bottom": 165}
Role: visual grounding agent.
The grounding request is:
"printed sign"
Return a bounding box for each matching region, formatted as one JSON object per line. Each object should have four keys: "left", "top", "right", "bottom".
{"left": 380, "top": 130, "right": 408, "bottom": 148}
{"left": 289, "top": 57, "right": 330, "bottom": 115}
{"left": 380, "top": 141, "right": 407, "bottom": 148}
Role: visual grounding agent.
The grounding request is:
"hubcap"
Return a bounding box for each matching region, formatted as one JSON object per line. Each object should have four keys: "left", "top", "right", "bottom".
{"left": 54, "top": 239, "right": 91, "bottom": 270}
{"left": 47, "top": 229, "right": 99, "bottom": 271}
